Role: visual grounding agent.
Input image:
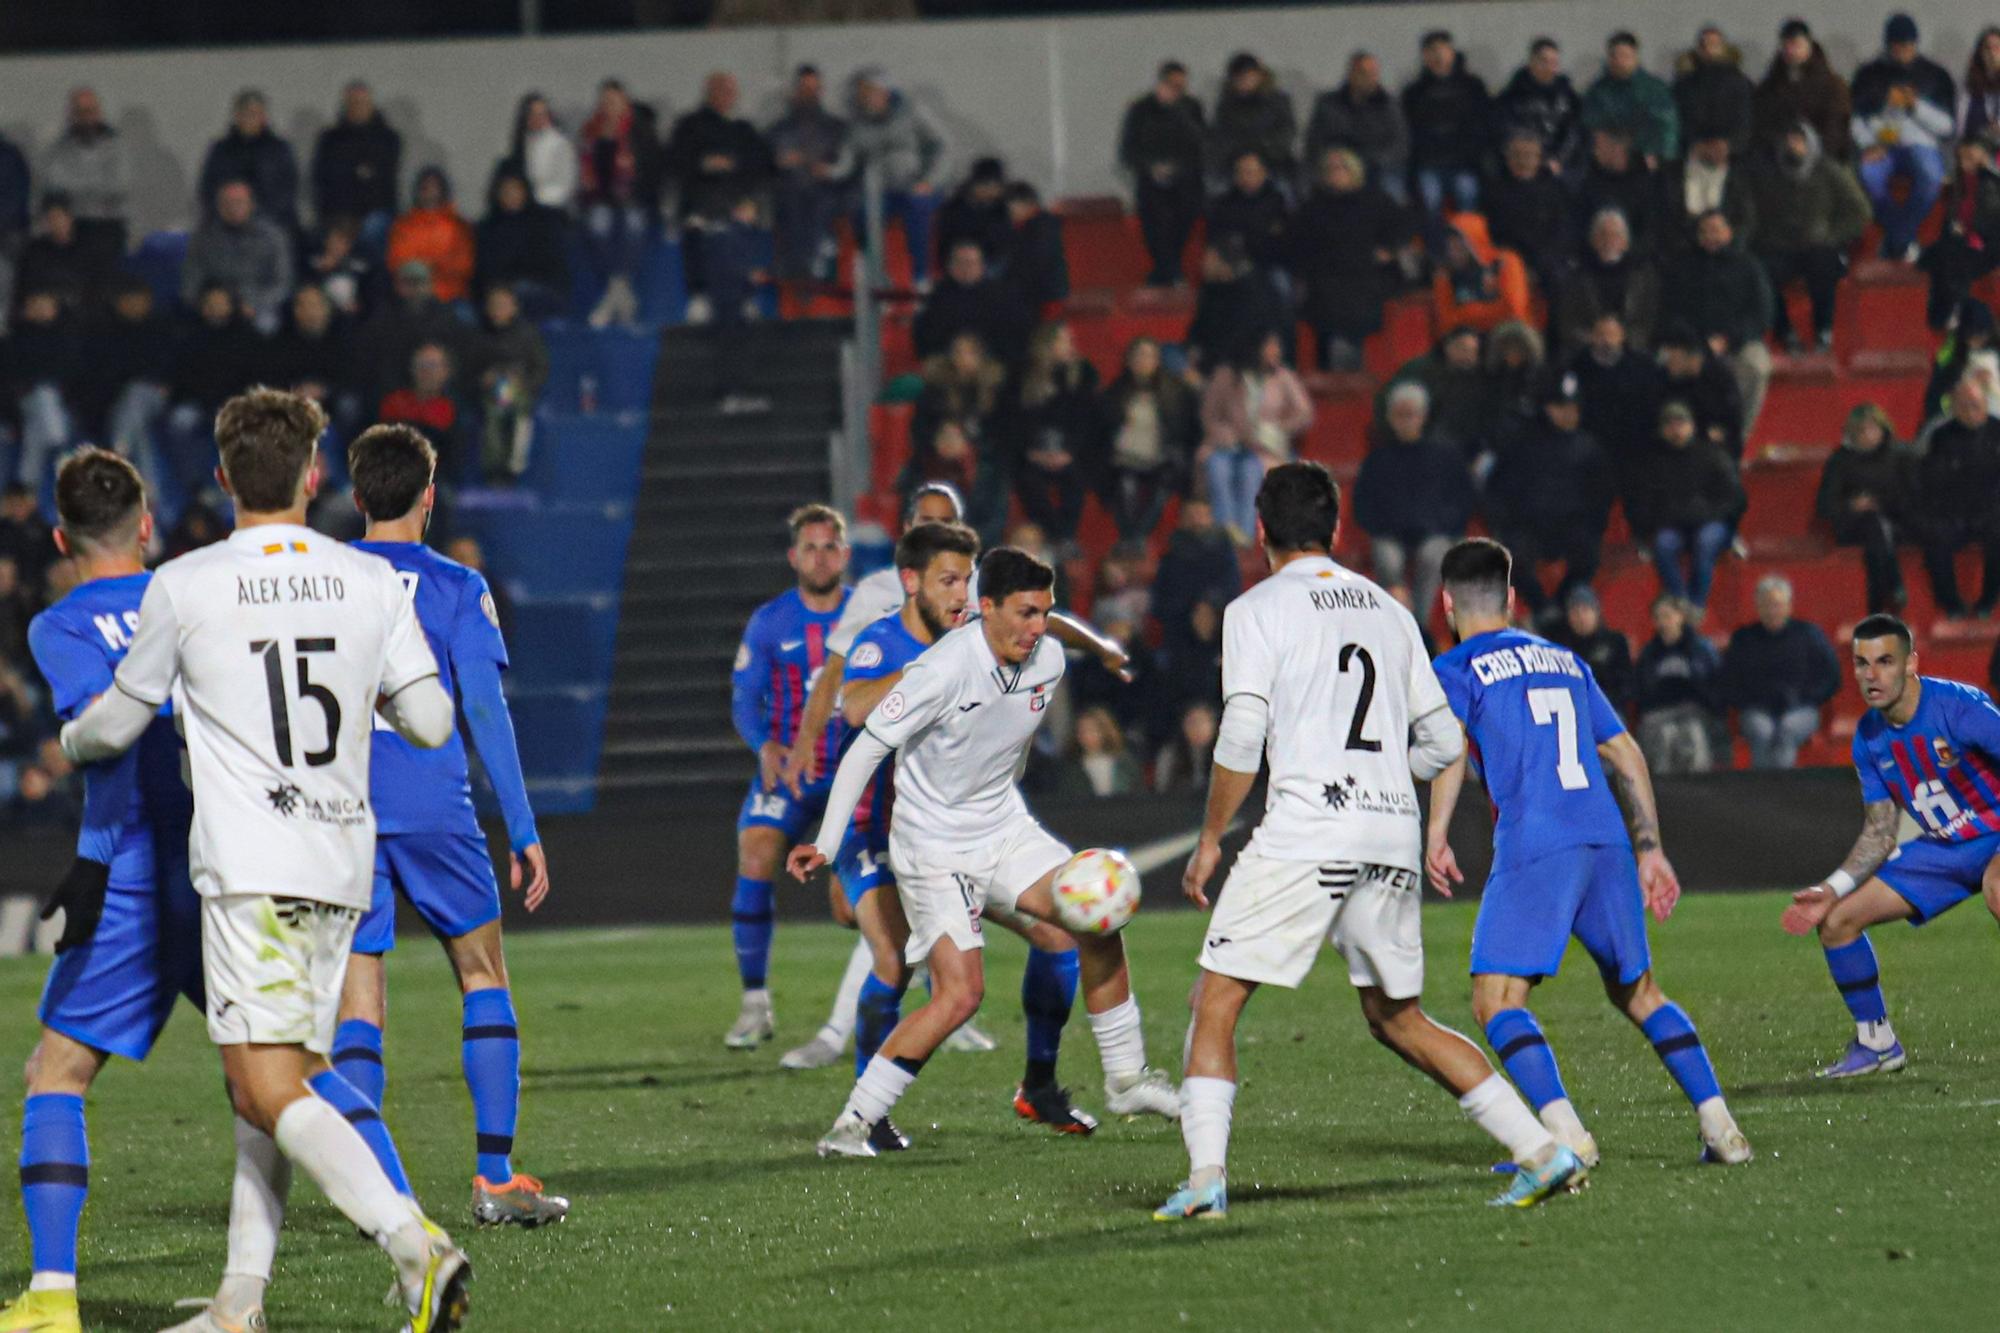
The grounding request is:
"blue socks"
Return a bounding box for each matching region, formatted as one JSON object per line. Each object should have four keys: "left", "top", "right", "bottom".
{"left": 1824, "top": 938, "right": 1888, "bottom": 1024}
{"left": 732, "top": 876, "right": 775, "bottom": 991}
{"left": 854, "top": 972, "right": 905, "bottom": 1079}
{"left": 19, "top": 1093, "right": 87, "bottom": 1278}
{"left": 1483, "top": 1009, "right": 1569, "bottom": 1111}
{"left": 1021, "top": 948, "right": 1079, "bottom": 1090}
{"left": 463, "top": 987, "right": 522, "bottom": 1184}
{"left": 331, "top": 1017, "right": 386, "bottom": 1109}
{"left": 1642, "top": 1003, "right": 1723, "bottom": 1108}
{"left": 307, "top": 1070, "right": 410, "bottom": 1195}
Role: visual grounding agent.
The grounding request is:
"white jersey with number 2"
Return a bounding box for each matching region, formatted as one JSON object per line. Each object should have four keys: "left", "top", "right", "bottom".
{"left": 109, "top": 524, "right": 439, "bottom": 910}
{"left": 1224, "top": 555, "right": 1448, "bottom": 871}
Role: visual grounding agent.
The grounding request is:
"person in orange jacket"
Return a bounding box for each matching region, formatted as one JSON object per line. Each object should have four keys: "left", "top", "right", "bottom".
{"left": 387, "top": 165, "right": 476, "bottom": 303}
{"left": 1431, "top": 211, "right": 1531, "bottom": 332}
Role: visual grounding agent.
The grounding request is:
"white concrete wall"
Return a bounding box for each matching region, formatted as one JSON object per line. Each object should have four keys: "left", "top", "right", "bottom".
{"left": 0, "top": 2, "right": 1988, "bottom": 233}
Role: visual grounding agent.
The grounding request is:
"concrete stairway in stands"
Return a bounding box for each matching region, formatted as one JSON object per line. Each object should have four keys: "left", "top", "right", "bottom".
{"left": 598, "top": 319, "right": 850, "bottom": 794}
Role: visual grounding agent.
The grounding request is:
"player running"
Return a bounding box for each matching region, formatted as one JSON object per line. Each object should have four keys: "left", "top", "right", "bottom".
{"left": 328, "top": 424, "right": 568, "bottom": 1229}
{"left": 1426, "top": 538, "right": 1752, "bottom": 1169}
{"left": 724, "top": 504, "right": 853, "bottom": 1050}
{"left": 1161, "top": 465, "right": 1581, "bottom": 1222}
{"left": 59, "top": 390, "right": 472, "bottom": 1333}
{"left": 1780, "top": 614, "right": 2000, "bottom": 1076}
{"left": 830, "top": 522, "right": 1095, "bottom": 1146}
{"left": 788, "top": 546, "right": 1178, "bottom": 1157}
{"left": 0, "top": 450, "right": 201, "bottom": 1333}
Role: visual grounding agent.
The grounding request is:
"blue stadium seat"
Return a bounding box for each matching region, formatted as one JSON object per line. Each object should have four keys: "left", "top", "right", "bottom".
{"left": 510, "top": 688, "right": 609, "bottom": 784}
{"left": 536, "top": 324, "right": 659, "bottom": 415}
{"left": 461, "top": 501, "right": 634, "bottom": 601}
{"left": 636, "top": 238, "right": 687, "bottom": 325}
{"left": 505, "top": 595, "right": 620, "bottom": 691}
{"left": 129, "top": 231, "right": 189, "bottom": 310}
{"left": 521, "top": 411, "right": 647, "bottom": 505}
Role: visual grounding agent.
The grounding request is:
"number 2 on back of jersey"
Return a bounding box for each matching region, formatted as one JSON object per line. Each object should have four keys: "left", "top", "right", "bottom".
{"left": 1527, "top": 687, "right": 1588, "bottom": 790}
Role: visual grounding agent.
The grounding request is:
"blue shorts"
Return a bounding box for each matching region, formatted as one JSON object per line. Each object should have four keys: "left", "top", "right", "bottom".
{"left": 834, "top": 827, "right": 894, "bottom": 907}
{"left": 39, "top": 823, "right": 204, "bottom": 1062}
{"left": 737, "top": 778, "right": 829, "bottom": 842}
{"left": 353, "top": 831, "right": 502, "bottom": 955}
{"left": 1470, "top": 843, "right": 1652, "bottom": 986}
{"left": 1880, "top": 831, "right": 2000, "bottom": 925}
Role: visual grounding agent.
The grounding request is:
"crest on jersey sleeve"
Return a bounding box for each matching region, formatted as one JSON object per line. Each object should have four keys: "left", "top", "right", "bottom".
{"left": 851, "top": 642, "right": 884, "bottom": 670}
{"left": 734, "top": 642, "right": 751, "bottom": 671}
{"left": 881, "top": 690, "right": 907, "bottom": 721}
{"left": 480, "top": 591, "right": 501, "bottom": 629}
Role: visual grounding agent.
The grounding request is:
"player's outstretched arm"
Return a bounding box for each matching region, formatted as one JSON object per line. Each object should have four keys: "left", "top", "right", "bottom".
{"left": 1597, "top": 731, "right": 1682, "bottom": 921}
{"left": 786, "top": 727, "right": 893, "bottom": 882}
{"left": 1185, "top": 691, "right": 1263, "bottom": 909}
{"left": 377, "top": 675, "right": 453, "bottom": 748}
{"left": 1423, "top": 748, "right": 1470, "bottom": 897}
{"left": 1049, "top": 610, "right": 1133, "bottom": 683}
{"left": 782, "top": 652, "right": 846, "bottom": 795}
{"left": 1782, "top": 797, "right": 1899, "bottom": 936}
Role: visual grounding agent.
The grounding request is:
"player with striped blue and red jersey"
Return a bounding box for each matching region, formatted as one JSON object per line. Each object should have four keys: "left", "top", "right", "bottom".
{"left": 1782, "top": 614, "right": 2000, "bottom": 1077}
{"left": 724, "top": 504, "right": 853, "bottom": 1050}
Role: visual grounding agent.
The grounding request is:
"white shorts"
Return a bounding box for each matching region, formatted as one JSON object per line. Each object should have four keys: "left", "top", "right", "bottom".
{"left": 891, "top": 816, "right": 1072, "bottom": 964}
{"left": 202, "top": 895, "right": 361, "bottom": 1053}
{"left": 1197, "top": 851, "right": 1425, "bottom": 998}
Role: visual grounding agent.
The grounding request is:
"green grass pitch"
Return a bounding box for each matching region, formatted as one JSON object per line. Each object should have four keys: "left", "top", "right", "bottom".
{"left": 3, "top": 891, "right": 1996, "bottom": 1330}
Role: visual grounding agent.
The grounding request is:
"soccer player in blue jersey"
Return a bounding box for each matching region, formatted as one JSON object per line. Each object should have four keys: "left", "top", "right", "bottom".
{"left": 1426, "top": 539, "right": 1752, "bottom": 1168}
{"left": 1780, "top": 614, "right": 2000, "bottom": 1076}
{"left": 331, "top": 424, "right": 568, "bottom": 1228}
{"left": 0, "top": 450, "right": 200, "bottom": 1332}
{"left": 725, "top": 504, "right": 853, "bottom": 1049}
{"left": 835, "top": 522, "right": 1093, "bottom": 1147}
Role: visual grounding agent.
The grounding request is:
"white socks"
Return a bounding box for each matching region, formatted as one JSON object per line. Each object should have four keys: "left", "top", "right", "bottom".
{"left": 272, "top": 1095, "right": 420, "bottom": 1249}
{"left": 1696, "top": 1096, "right": 1736, "bottom": 1141}
{"left": 26, "top": 1275, "right": 72, "bottom": 1293}
{"left": 844, "top": 1055, "right": 917, "bottom": 1126}
{"left": 820, "top": 938, "right": 874, "bottom": 1045}
{"left": 1180, "top": 1076, "right": 1236, "bottom": 1190}
{"left": 1539, "top": 1098, "right": 1590, "bottom": 1147}
{"left": 1089, "top": 997, "right": 1147, "bottom": 1086}
{"left": 218, "top": 1117, "right": 291, "bottom": 1315}
{"left": 1858, "top": 1019, "right": 1897, "bottom": 1052}
{"left": 1459, "top": 1074, "right": 1558, "bottom": 1166}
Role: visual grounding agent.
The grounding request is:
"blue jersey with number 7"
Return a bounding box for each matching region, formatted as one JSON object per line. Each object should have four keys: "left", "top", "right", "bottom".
{"left": 1434, "top": 628, "right": 1631, "bottom": 866}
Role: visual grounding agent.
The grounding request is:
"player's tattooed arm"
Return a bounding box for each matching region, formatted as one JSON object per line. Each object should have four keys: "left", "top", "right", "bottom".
{"left": 1597, "top": 732, "right": 1663, "bottom": 854}
{"left": 1835, "top": 798, "right": 1901, "bottom": 886}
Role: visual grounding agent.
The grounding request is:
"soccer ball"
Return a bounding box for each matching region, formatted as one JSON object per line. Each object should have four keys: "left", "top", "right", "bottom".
{"left": 1052, "top": 848, "right": 1142, "bottom": 935}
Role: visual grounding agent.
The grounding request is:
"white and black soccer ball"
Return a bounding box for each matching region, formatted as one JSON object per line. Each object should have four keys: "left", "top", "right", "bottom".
{"left": 1052, "top": 848, "right": 1141, "bottom": 935}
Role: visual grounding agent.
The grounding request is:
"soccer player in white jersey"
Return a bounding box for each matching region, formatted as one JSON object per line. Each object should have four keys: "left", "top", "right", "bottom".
{"left": 787, "top": 547, "right": 1178, "bottom": 1156}
{"left": 1158, "top": 463, "right": 1583, "bottom": 1222}
{"left": 59, "top": 390, "right": 474, "bottom": 1333}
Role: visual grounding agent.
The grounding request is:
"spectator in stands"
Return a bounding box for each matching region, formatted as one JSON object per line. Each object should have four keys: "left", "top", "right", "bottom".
{"left": 1200, "top": 330, "right": 1312, "bottom": 545}
{"left": 1659, "top": 131, "right": 1755, "bottom": 257}
{"left": 40, "top": 87, "right": 127, "bottom": 272}
{"left": 311, "top": 80, "right": 401, "bottom": 250}
{"left": 1206, "top": 150, "right": 1292, "bottom": 283}
{"left": 579, "top": 79, "right": 660, "bottom": 330}
{"left": 1629, "top": 399, "right": 1746, "bottom": 613}
{"left": 1484, "top": 129, "right": 1573, "bottom": 296}
{"left": 1555, "top": 207, "right": 1659, "bottom": 355}
{"left": 17, "top": 195, "right": 99, "bottom": 314}
{"left": 1754, "top": 19, "right": 1853, "bottom": 161}
{"left": 1379, "top": 325, "right": 1485, "bottom": 454}
{"left": 1571, "top": 310, "right": 1665, "bottom": 501}
{"left": 767, "top": 65, "right": 849, "bottom": 283}
{"left": 1120, "top": 61, "right": 1207, "bottom": 288}
{"left": 1155, "top": 596, "right": 1225, "bottom": 792}
{"left": 1181, "top": 235, "right": 1285, "bottom": 377}
{"left": 1674, "top": 26, "right": 1756, "bottom": 155}
{"left": 0, "top": 133, "right": 27, "bottom": 332}
{"left": 1965, "top": 28, "right": 2000, "bottom": 141}
{"left": 469, "top": 284, "right": 548, "bottom": 484}
{"left": 505, "top": 94, "right": 578, "bottom": 211}
{"left": 1402, "top": 30, "right": 1490, "bottom": 214}
{"left": 1, "top": 289, "right": 80, "bottom": 488}
{"left": 78, "top": 276, "right": 171, "bottom": 473}
{"left": 1430, "top": 212, "right": 1529, "bottom": 333}
{"left": 1925, "top": 297, "right": 1997, "bottom": 418}
{"left": 847, "top": 68, "right": 946, "bottom": 289}
{"left": 1486, "top": 371, "right": 1614, "bottom": 621}
{"left": 1058, "top": 707, "right": 1141, "bottom": 799}
{"left": 1000, "top": 183, "right": 1068, "bottom": 310}
{"left": 1294, "top": 147, "right": 1412, "bottom": 372}
{"left": 1496, "top": 37, "right": 1584, "bottom": 177}
{"left": 1663, "top": 209, "right": 1773, "bottom": 440}
{"left": 909, "top": 331, "right": 1006, "bottom": 539}
{"left": 1850, "top": 16, "right": 1955, "bottom": 263}
{"left": 1574, "top": 127, "right": 1662, "bottom": 257}
{"left": 1635, "top": 593, "right": 1724, "bottom": 772}
{"left": 1152, "top": 498, "right": 1240, "bottom": 641}
{"left": 1656, "top": 321, "right": 1746, "bottom": 460}
{"left": 1554, "top": 586, "right": 1635, "bottom": 714}
{"left": 1913, "top": 377, "right": 2000, "bottom": 618}
{"left": 183, "top": 180, "right": 293, "bottom": 334}
{"left": 1816, "top": 402, "right": 1912, "bottom": 614}
{"left": 164, "top": 282, "right": 263, "bottom": 510}
{"left": 913, "top": 238, "right": 1027, "bottom": 364}
{"left": 0, "top": 484, "right": 51, "bottom": 594}
{"left": 1582, "top": 32, "right": 1680, "bottom": 164}
{"left": 1752, "top": 122, "right": 1870, "bottom": 353}
{"left": 387, "top": 166, "right": 475, "bottom": 304}
{"left": 1353, "top": 380, "right": 1475, "bottom": 622}
{"left": 1924, "top": 136, "right": 2000, "bottom": 328}
{"left": 356, "top": 258, "right": 463, "bottom": 404}
{"left": 1305, "top": 51, "right": 1409, "bottom": 206}
{"left": 380, "top": 341, "right": 465, "bottom": 472}
{"left": 665, "top": 71, "right": 774, "bottom": 325}
{"left": 1209, "top": 52, "right": 1297, "bottom": 184}
{"left": 198, "top": 90, "right": 299, "bottom": 234}
{"left": 303, "top": 215, "right": 377, "bottom": 319}
{"left": 935, "top": 157, "right": 1012, "bottom": 266}
{"left": 1482, "top": 320, "right": 1546, "bottom": 439}
{"left": 476, "top": 167, "right": 568, "bottom": 317}
{"left": 1097, "top": 336, "right": 1196, "bottom": 541}
{"left": 265, "top": 283, "right": 359, "bottom": 445}
{"left": 1720, "top": 575, "right": 1841, "bottom": 768}
{"left": 1008, "top": 322, "right": 1098, "bottom": 550}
